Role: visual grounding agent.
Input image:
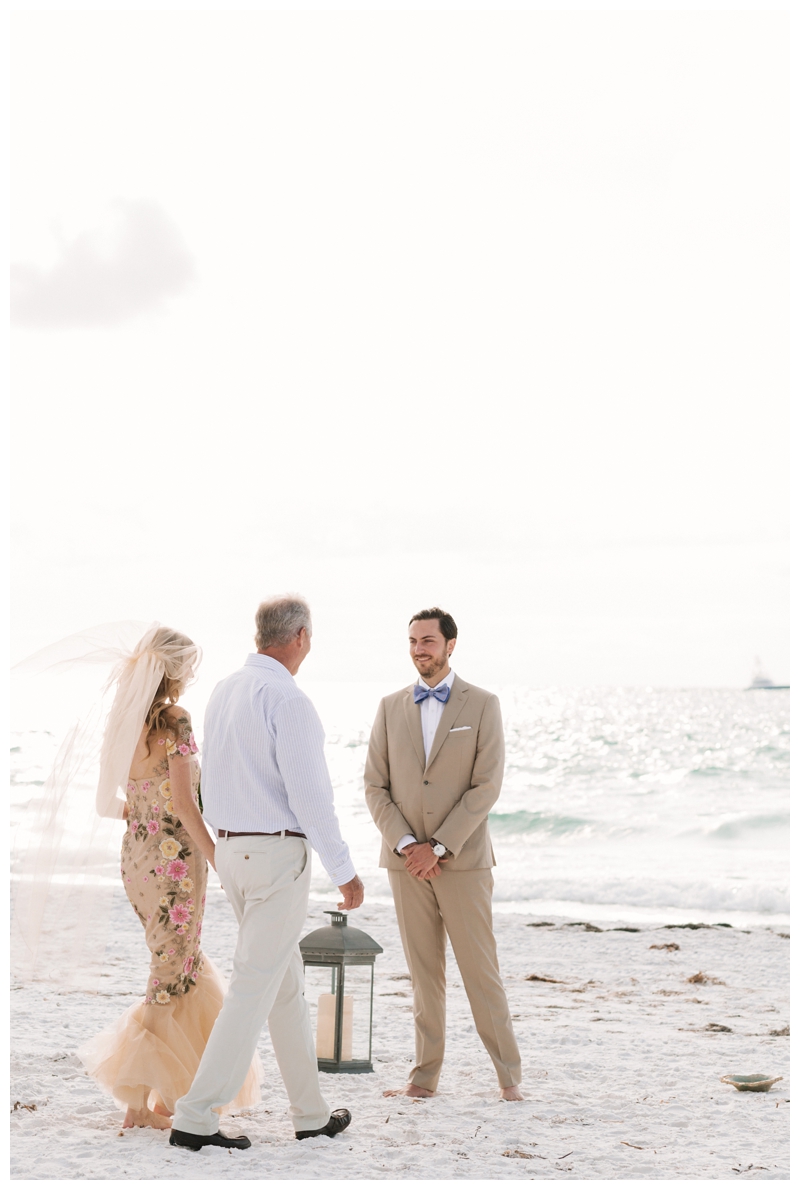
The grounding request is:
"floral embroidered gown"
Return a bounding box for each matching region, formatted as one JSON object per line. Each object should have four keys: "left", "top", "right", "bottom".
{"left": 80, "top": 718, "right": 261, "bottom": 1117}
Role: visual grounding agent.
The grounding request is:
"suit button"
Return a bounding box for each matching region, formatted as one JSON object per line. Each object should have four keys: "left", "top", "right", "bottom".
{"left": 244, "top": 855, "right": 249, "bottom": 860}
{"left": 423, "top": 780, "right": 429, "bottom": 785}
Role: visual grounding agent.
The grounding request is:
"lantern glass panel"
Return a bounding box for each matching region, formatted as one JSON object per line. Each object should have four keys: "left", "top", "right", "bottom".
{"left": 304, "top": 963, "right": 341, "bottom": 1061}
{"left": 342, "top": 965, "right": 373, "bottom": 1064}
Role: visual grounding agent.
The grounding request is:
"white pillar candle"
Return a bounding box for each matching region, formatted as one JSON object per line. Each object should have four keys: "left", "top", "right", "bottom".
{"left": 316, "top": 993, "right": 353, "bottom": 1060}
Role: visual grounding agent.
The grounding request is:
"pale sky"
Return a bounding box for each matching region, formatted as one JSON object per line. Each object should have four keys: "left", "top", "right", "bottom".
{"left": 11, "top": 6, "right": 789, "bottom": 689}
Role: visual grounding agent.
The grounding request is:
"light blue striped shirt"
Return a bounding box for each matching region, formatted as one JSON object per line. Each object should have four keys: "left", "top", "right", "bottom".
{"left": 201, "top": 654, "right": 356, "bottom": 887}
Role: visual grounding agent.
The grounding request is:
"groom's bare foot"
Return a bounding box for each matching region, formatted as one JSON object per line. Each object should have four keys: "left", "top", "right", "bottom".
{"left": 500, "top": 1085, "right": 524, "bottom": 1101}
{"left": 382, "top": 1083, "right": 435, "bottom": 1099}
{"left": 123, "top": 1106, "right": 173, "bottom": 1129}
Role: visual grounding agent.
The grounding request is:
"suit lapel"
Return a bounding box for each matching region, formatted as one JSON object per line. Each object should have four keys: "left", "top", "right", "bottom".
{"left": 403, "top": 687, "right": 426, "bottom": 771}
{"left": 424, "top": 677, "right": 469, "bottom": 772}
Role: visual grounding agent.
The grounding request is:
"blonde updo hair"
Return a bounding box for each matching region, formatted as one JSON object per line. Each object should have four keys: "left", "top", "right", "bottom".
{"left": 139, "top": 626, "right": 199, "bottom": 735}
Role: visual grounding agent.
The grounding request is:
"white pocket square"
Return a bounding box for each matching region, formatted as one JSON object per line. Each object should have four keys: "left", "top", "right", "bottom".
{"left": 449, "top": 725, "right": 472, "bottom": 732}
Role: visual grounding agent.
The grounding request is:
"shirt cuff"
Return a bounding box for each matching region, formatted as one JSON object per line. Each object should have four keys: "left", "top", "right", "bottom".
{"left": 396, "top": 833, "right": 417, "bottom": 854}
{"left": 328, "top": 857, "right": 357, "bottom": 887}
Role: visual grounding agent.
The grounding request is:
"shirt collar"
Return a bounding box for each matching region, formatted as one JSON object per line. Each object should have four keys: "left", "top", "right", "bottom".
{"left": 417, "top": 668, "right": 456, "bottom": 692}
{"left": 245, "top": 653, "right": 295, "bottom": 680}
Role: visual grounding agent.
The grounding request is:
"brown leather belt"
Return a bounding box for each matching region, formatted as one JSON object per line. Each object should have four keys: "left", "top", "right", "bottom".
{"left": 217, "top": 829, "right": 307, "bottom": 839}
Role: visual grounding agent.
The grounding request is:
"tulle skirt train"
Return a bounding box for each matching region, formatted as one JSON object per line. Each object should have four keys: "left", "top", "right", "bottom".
{"left": 79, "top": 954, "right": 262, "bottom": 1115}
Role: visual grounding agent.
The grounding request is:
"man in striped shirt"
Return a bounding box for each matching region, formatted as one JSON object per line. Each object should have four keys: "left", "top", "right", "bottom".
{"left": 171, "top": 595, "right": 363, "bottom": 1152}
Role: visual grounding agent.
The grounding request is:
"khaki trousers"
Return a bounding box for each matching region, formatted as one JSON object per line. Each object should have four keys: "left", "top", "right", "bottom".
{"left": 387, "top": 866, "right": 522, "bottom": 1092}
{"left": 173, "top": 835, "right": 330, "bottom": 1136}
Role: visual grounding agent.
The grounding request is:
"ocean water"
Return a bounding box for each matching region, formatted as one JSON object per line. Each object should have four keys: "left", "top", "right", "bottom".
{"left": 311, "top": 684, "right": 790, "bottom": 927}
{"left": 11, "top": 686, "right": 789, "bottom": 928}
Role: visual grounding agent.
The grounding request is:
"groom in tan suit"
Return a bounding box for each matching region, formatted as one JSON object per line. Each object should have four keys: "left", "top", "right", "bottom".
{"left": 365, "top": 608, "right": 522, "bottom": 1100}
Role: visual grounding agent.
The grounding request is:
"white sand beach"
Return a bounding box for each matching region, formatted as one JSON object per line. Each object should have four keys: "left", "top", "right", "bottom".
{"left": 10, "top": 888, "right": 789, "bottom": 1181}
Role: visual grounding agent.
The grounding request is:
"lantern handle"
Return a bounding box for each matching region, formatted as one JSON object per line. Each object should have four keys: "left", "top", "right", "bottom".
{"left": 324, "top": 909, "right": 348, "bottom": 927}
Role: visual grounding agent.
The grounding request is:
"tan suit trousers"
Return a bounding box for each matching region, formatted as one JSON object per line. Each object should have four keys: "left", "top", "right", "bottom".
{"left": 387, "top": 866, "right": 522, "bottom": 1092}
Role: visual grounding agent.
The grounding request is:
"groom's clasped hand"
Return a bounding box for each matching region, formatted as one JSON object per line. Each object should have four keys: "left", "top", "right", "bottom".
{"left": 401, "top": 840, "right": 448, "bottom": 881}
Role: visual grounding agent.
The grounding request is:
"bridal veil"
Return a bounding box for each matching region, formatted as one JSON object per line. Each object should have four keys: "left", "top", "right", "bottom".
{"left": 11, "top": 622, "right": 200, "bottom": 991}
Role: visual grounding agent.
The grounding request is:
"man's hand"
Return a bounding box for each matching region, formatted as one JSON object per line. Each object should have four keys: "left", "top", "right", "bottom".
{"left": 403, "top": 842, "right": 448, "bottom": 880}
{"left": 338, "top": 874, "right": 365, "bottom": 910}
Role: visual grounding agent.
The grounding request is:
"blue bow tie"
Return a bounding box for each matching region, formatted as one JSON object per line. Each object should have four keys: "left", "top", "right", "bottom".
{"left": 414, "top": 683, "right": 451, "bottom": 704}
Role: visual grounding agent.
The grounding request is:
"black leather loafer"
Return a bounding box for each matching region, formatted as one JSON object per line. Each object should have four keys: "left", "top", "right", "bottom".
{"left": 295, "top": 1107, "right": 352, "bottom": 1140}
{"left": 169, "top": 1128, "right": 251, "bottom": 1151}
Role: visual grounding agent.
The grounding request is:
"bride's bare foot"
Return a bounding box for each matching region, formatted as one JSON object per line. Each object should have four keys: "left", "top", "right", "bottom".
{"left": 500, "top": 1085, "right": 524, "bottom": 1101}
{"left": 123, "top": 1106, "right": 173, "bottom": 1129}
{"left": 152, "top": 1102, "right": 172, "bottom": 1119}
{"left": 382, "top": 1083, "right": 435, "bottom": 1099}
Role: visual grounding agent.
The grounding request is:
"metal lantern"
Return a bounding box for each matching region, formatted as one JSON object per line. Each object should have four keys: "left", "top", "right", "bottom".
{"left": 299, "top": 909, "right": 383, "bottom": 1074}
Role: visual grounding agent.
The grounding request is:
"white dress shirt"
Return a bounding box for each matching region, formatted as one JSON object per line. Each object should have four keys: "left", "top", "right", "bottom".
{"left": 396, "top": 668, "right": 456, "bottom": 853}
{"left": 201, "top": 654, "right": 356, "bottom": 887}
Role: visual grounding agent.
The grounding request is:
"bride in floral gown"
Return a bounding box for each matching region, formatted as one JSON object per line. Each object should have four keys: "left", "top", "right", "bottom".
{"left": 78, "top": 628, "right": 261, "bottom": 1129}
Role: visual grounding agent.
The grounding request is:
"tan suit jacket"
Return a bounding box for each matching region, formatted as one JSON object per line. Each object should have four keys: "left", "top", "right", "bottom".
{"left": 364, "top": 674, "right": 504, "bottom": 871}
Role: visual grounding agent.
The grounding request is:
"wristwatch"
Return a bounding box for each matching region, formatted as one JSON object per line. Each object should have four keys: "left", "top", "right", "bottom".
{"left": 430, "top": 839, "right": 449, "bottom": 859}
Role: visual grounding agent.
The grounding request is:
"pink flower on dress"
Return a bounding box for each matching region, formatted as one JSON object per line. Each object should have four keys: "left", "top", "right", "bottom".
{"left": 201, "top": 895, "right": 206, "bottom": 906}
{"left": 183, "top": 956, "right": 194, "bottom": 974}
{"left": 169, "top": 904, "right": 191, "bottom": 925}
{"left": 157, "top": 739, "right": 165, "bottom": 745}
{"left": 129, "top": 820, "right": 139, "bottom": 833}
{"left": 146, "top": 820, "right": 159, "bottom": 835}
{"left": 141, "top": 780, "right": 151, "bottom": 793}
{"left": 152, "top": 978, "right": 159, "bottom": 986}
{"left": 196, "top": 923, "right": 202, "bottom": 938}
{"left": 143, "top": 876, "right": 148, "bottom": 883}
{"left": 188, "top": 733, "right": 198, "bottom": 754}
{"left": 190, "top": 972, "right": 197, "bottom": 982}
{"left": 176, "top": 925, "right": 186, "bottom": 935}
{"left": 177, "top": 743, "right": 190, "bottom": 755}
{"left": 168, "top": 948, "right": 175, "bottom": 955}
{"left": 166, "top": 859, "right": 189, "bottom": 881}
{"left": 127, "top": 782, "right": 136, "bottom": 793}
{"left": 154, "top": 865, "right": 164, "bottom": 875}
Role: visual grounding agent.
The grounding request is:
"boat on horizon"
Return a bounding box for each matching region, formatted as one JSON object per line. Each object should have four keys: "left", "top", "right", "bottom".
{"left": 746, "top": 658, "right": 789, "bottom": 691}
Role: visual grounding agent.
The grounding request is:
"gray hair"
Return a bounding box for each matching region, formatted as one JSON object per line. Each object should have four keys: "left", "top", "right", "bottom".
{"left": 255, "top": 594, "right": 312, "bottom": 649}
